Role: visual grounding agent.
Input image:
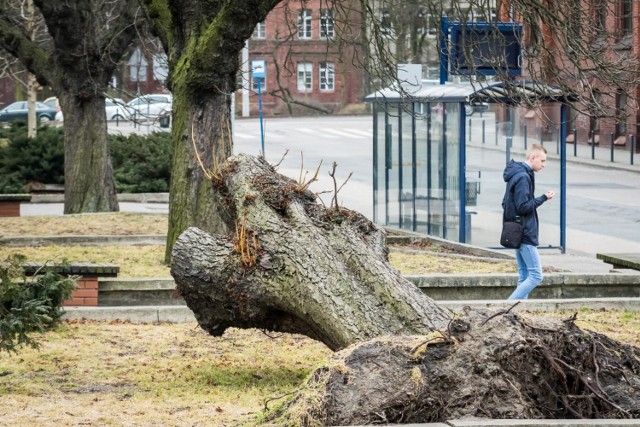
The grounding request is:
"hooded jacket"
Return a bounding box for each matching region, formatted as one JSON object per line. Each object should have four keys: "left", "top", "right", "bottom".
{"left": 502, "top": 160, "right": 548, "bottom": 246}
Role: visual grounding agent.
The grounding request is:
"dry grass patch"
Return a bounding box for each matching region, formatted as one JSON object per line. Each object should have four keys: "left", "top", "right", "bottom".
{"left": 0, "top": 212, "right": 167, "bottom": 237}
{"left": 389, "top": 251, "right": 517, "bottom": 274}
{"left": 0, "top": 245, "right": 170, "bottom": 278}
{"left": 0, "top": 321, "right": 331, "bottom": 427}
{"left": 0, "top": 309, "right": 638, "bottom": 426}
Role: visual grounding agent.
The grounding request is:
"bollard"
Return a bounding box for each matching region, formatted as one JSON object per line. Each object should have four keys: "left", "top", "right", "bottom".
{"left": 573, "top": 129, "right": 577, "bottom": 157}
{"left": 591, "top": 130, "right": 595, "bottom": 159}
{"left": 482, "top": 120, "right": 485, "bottom": 144}
{"left": 524, "top": 124, "right": 528, "bottom": 150}
{"left": 632, "top": 135, "right": 636, "bottom": 165}
{"left": 610, "top": 132, "right": 614, "bottom": 162}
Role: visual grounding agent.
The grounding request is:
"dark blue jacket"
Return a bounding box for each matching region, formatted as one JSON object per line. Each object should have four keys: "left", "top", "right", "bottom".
{"left": 502, "top": 160, "right": 548, "bottom": 246}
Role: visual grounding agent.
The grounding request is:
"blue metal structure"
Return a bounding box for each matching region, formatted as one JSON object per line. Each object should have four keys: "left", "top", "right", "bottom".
{"left": 365, "top": 80, "right": 575, "bottom": 252}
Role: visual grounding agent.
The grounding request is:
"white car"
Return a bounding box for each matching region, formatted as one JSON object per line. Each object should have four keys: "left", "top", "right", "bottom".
{"left": 126, "top": 94, "right": 172, "bottom": 121}
{"left": 55, "top": 98, "right": 129, "bottom": 121}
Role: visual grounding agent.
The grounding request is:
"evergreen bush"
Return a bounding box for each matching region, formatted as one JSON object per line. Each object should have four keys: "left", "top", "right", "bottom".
{"left": 0, "top": 122, "right": 64, "bottom": 193}
{"left": 0, "top": 125, "right": 172, "bottom": 194}
{"left": 0, "top": 254, "right": 76, "bottom": 353}
{"left": 110, "top": 132, "right": 172, "bottom": 193}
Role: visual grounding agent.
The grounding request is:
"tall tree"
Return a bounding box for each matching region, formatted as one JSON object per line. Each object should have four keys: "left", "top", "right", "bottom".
{"left": 138, "top": 0, "right": 281, "bottom": 261}
{"left": 0, "top": 0, "right": 142, "bottom": 213}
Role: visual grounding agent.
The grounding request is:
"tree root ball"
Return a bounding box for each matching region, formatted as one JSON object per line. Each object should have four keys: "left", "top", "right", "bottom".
{"left": 264, "top": 308, "right": 640, "bottom": 425}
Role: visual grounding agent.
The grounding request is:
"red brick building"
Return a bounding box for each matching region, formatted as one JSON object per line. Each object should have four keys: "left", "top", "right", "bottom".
{"left": 241, "top": 0, "right": 365, "bottom": 116}
{"left": 500, "top": 0, "right": 639, "bottom": 149}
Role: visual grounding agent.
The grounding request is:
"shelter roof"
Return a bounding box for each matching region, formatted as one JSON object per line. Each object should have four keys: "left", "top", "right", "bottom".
{"left": 364, "top": 80, "right": 577, "bottom": 105}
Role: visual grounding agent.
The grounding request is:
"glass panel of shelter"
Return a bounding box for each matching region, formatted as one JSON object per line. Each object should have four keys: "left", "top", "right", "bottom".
{"left": 373, "top": 101, "right": 463, "bottom": 240}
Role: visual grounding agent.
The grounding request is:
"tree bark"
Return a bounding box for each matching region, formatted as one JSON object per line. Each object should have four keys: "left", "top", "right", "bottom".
{"left": 171, "top": 153, "right": 640, "bottom": 424}
{"left": 0, "top": 0, "right": 140, "bottom": 214}
{"left": 138, "top": 0, "right": 282, "bottom": 261}
{"left": 171, "top": 154, "right": 452, "bottom": 351}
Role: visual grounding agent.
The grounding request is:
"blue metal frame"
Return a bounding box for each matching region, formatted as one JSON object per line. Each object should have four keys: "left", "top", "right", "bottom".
{"left": 459, "top": 103, "right": 467, "bottom": 242}
{"left": 449, "top": 21, "right": 523, "bottom": 77}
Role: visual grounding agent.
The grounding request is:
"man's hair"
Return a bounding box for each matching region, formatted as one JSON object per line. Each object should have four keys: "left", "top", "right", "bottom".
{"left": 526, "top": 144, "right": 547, "bottom": 158}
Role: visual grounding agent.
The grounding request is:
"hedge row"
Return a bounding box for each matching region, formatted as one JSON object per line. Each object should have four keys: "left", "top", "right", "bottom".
{"left": 0, "top": 122, "right": 172, "bottom": 194}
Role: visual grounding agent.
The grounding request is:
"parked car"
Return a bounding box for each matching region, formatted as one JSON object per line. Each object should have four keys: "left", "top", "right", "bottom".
{"left": 126, "top": 94, "right": 172, "bottom": 121}
{"left": 465, "top": 102, "right": 490, "bottom": 116}
{"left": 43, "top": 96, "right": 61, "bottom": 112}
{"left": 55, "top": 98, "right": 130, "bottom": 122}
{"left": 0, "top": 101, "right": 58, "bottom": 123}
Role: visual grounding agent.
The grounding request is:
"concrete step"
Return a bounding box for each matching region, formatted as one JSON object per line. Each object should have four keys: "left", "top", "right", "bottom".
{"left": 96, "top": 273, "right": 640, "bottom": 307}
{"left": 63, "top": 298, "right": 640, "bottom": 323}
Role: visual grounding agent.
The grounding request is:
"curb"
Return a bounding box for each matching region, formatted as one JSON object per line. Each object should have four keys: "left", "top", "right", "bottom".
{"left": 62, "top": 298, "right": 640, "bottom": 323}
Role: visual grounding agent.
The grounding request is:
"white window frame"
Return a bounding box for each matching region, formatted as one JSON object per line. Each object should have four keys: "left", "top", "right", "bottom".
{"left": 319, "top": 62, "right": 334, "bottom": 91}
{"left": 252, "top": 76, "right": 266, "bottom": 92}
{"left": 253, "top": 21, "right": 266, "bottom": 39}
{"left": 298, "top": 9, "right": 312, "bottom": 39}
{"left": 297, "top": 62, "right": 313, "bottom": 92}
{"left": 128, "top": 48, "right": 148, "bottom": 82}
{"left": 320, "top": 9, "right": 334, "bottom": 38}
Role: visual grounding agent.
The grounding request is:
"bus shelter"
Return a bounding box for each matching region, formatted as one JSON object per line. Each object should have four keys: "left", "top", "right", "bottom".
{"left": 365, "top": 81, "right": 575, "bottom": 252}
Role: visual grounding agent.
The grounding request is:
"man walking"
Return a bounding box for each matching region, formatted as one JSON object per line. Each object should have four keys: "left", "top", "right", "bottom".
{"left": 502, "top": 144, "right": 555, "bottom": 300}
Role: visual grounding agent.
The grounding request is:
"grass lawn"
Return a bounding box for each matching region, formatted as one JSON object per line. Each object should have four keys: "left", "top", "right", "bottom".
{"left": 1, "top": 310, "right": 638, "bottom": 426}
{"left": 1, "top": 212, "right": 517, "bottom": 277}
{"left": 1, "top": 213, "right": 639, "bottom": 425}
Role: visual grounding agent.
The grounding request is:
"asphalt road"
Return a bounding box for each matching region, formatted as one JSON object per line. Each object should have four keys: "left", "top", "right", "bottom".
{"left": 94, "top": 115, "right": 640, "bottom": 257}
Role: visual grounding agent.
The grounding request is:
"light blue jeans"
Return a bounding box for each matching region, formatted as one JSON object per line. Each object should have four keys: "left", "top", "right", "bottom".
{"left": 508, "top": 243, "right": 543, "bottom": 300}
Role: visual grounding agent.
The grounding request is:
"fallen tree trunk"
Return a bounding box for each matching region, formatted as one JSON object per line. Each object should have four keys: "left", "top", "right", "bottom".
{"left": 171, "top": 154, "right": 640, "bottom": 424}
{"left": 171, "top": 154, "right": 450, "bottom": 351}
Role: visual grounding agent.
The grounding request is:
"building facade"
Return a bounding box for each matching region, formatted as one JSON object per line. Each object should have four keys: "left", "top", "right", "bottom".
{"left": 241, "top": 0, "right": 364, "bottom": 116}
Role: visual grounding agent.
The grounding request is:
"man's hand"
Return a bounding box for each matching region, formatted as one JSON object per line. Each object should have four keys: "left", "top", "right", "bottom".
{"left": 545, "top": 191, "right": 555, "bottom": 200}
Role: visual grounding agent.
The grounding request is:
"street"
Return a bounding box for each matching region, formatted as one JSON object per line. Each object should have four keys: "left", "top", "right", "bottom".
{"left": 100, "top": 115, "right": 640, "bottom": 257}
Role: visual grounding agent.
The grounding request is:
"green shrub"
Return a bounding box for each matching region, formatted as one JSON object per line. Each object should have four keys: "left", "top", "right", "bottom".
{"left": 0, "top": 124, "right": 172, "bottom": 194}
{"left": 110, "top": 131, "right": 172, "bottom": 193}
{"left": 0, "top": 254, "right": 76, "bottom": 353}
{"left": 0, "top": 122, "right": 64, "bottom": 193}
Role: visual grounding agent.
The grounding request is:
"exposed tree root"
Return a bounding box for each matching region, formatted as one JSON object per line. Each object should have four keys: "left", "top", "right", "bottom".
{"left": 263, "top": 309, "right": 640, "bottom": 425}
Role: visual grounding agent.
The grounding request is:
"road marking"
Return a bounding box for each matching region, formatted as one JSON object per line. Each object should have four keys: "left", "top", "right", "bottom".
{"left": 295, "top": 128, "right": 339, "bottom": 138}
{"left": 325, "top": 129, "right": 367, "bottom": 139}
{"left": 348, "top": 129, "right": 374, "bottom": 137}
{"left": 233, "top": 132, "right": 257, "bottom": 139}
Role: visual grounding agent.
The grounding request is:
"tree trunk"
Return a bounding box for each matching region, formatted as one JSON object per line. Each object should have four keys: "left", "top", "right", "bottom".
{"left": 0, "top": 0, "right": 139, "bottom": 214}
{"left": 171, "top": 154, "right": 452, "bottom": 350}
{"left": 138, "top": 0, "right": 282, "bottom": 261}
{"left": 171, "top": 154, "right": 640, "bottom": 424}
{"left": 60, "top": 95, "right": 119, "bottom": 214}
{"left": 164, "top": 88, "right": 232, "bottom": 262}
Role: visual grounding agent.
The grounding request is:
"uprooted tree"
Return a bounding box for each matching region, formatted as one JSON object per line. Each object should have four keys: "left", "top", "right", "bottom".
{"left": 171, "top": 154, "right": 640, "bottom": 425}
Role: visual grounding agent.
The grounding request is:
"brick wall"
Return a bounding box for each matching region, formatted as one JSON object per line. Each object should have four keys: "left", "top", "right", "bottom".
{"left": 63, "top": 276, "right": 99, "bottom": 307}
{"left": 0, "top": 201, "right": 20, "bottom": 217}
{"left": 244, "top": 0, "right": 364, "bottom": 116}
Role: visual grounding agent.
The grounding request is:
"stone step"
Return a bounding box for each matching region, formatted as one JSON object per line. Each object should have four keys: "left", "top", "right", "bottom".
{"left": 97, "top": 272, "right": 640, "bottom": 307}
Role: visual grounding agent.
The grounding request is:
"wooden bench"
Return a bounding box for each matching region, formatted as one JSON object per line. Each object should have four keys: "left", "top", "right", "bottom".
{"left": 22, "top": 262, "right": 119, "bottom": 306}
{"left": 596, "top": 253, "right": 640, "bottom": 272}
{"left": 0, "top": 193, "right": 31, "bottom": 217}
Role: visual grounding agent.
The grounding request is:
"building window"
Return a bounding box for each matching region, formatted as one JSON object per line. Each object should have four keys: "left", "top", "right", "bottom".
{"left": 298, "top": 9, "right": 312, "bottom": 39}
{"left": 129, "top": 48, "right": 147, "bottom": 82}
{"left": 252, "top": 77, "right": 266, "bottom": 92}
{"left": 320, "top": 9, "right": 334, "bottom": 38}
{"left": 152, "top": 53, "right": 169, "bottom": 82}
{"left": 297, "top": 62, "right": 313, "bottom": 92}
{"left": 319, "top": 62, "right": 335, "bottom": 91}
{"left": 616, "top": 91, "right": 627, "bottom": 136}
{"left": 253, "top": 21, "right": 266, "bottom": 39}
{"left": 590, "top": 90, "right": 601, "bottom": 136}
{"left": 620, "top": 0, "right": 633, "bottom": 37}
{"left": 596, "top": 0, "right": 606, "bottom": 32}
{"left": 380, "top": 9, "right": 392, "bottom": 35}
